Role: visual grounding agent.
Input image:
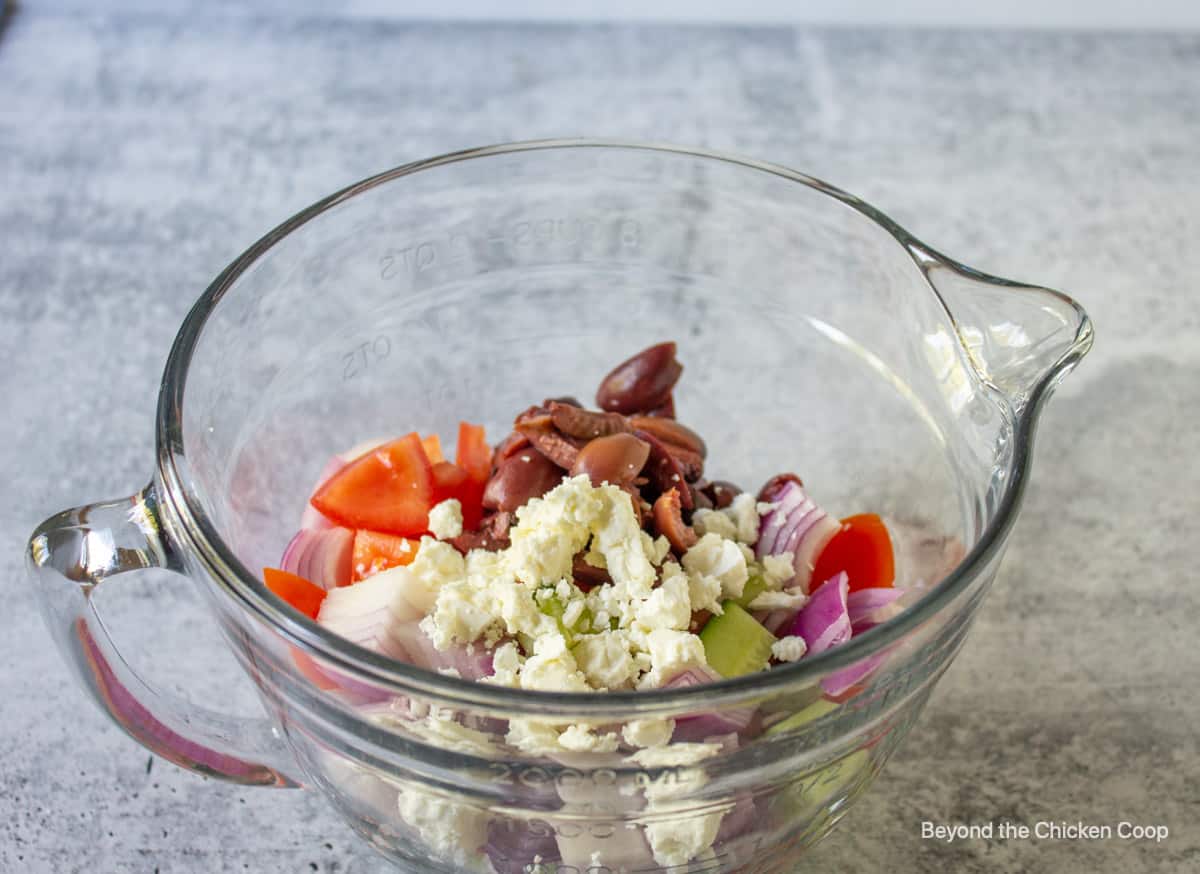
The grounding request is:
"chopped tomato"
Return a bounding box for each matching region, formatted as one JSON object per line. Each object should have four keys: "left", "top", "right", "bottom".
{"left": 456, "top": 422, "right": 491, "bottom": 483}
{"left": 263, "top": 567, "right": 327, "bottom": 619}
{"left": 310, "top": 433, "right": 434, "bottom": 536}
{"left": 352, "top": 529, "right": 419, "bottom": 581}
{"left": 432, "top": 460, "right": 469, "bottom": 495}
{"left": 453, "top": 422, "right": 491, "bottom": 529}
{"left": 810, "top": 513, "right": 895, "bottom": 594}
{"left": 292, "top": 650, "right": 338, "bottom": 690}
{"left": 421, "top": 433, "right": 445, "bottom": 464}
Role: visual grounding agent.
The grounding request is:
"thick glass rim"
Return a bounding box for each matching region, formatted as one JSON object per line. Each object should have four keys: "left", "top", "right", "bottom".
{"left": 155, "top": 139, "right": 1093, "bottom": 717}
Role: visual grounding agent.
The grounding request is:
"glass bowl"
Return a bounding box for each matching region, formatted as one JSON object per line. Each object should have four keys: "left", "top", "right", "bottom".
{"left": 27, "top": 140, "right": 1092, "bottom": 873}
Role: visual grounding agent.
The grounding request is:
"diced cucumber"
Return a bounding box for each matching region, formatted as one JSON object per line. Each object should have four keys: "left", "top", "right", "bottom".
{"left": 734, "top": 571, "right": 768, "bottom": 608}
{"left": 700, "top": 601, "right": 776, "bottom": 678}
{"left": 764, "top": 697, "right": 841, "bottom": 737}
{"left": 535, "top": 591, "right": 592, "bottom": 643}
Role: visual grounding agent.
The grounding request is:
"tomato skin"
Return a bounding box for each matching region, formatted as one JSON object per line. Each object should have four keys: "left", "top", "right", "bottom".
{"left": 420, "top": 434, "right": 445, "bottom": 464}
{"left": 453, "top": 422, "right": 491, "bottom": 530}
{"left": 810, "top": 513, "right": 895, "bottom": 594}
{"left": 310, "top": 433, "right": 434, "bottom": 536}
{"left": 263, "top": 567, "right": 327, "bottom": 619}
{"left": 351, "top": 530, "right": 419, "bottom": 581}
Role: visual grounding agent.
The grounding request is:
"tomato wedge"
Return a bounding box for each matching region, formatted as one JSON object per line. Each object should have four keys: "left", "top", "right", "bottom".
{"left": 310, "top": 433, "right": 434, "bottom": 536}
{"left": 456, "top": 422, "right": 491, "bottom": 483}
{"left": 263, "top": 567, "right": 327, "bottom": 619}
{"left": 352, "top": 529, "right": 419, "bottom": 581}
{"left": 453, "top": 422, "right": 491, "bottom": 530}
{"left": 810, "top": 513, "right": 895, "bottom": 594}
{"left": 421, "top": 434, "right": 445, "bottom": 464}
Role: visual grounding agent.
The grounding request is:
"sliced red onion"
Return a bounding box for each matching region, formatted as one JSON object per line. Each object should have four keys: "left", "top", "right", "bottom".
{"left": 390, "top": 620, "right": 495, "bottom": 680}
{"left": 790, "top": 571, "right": 851, "bottom": 655}
{"left": 300, "top": 456, "right": 348, "bottom": 530}
{"left": 758, "top": 608, "right": 795, "bottom": 635}
{"left": 281, "top": 527, "right": 355, "bottom": 590}
{"left": 847, "top": 587, "right": 905, "bottom": 635}
{"left": 316, "top": 572, "right": 410, "bottom": 658}
{"left": 664, "top": 666, "right": 756, "bottom": 740}
{"left": 821, "top": 652, "right": 886, "bottom": 697}
{"left": 755, "top": 479, "right": 840, "bottom": 593}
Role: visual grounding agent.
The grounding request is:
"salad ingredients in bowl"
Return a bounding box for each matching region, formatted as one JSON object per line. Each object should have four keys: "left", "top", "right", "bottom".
{"left": 267, "top": 342, "right": 903, "bottom": 704}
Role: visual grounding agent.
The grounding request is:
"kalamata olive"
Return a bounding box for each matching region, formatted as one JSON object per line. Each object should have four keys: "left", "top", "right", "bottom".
{"left": 652, "top": 488, "right": 698, "bottom": 554}
{"left": 572, "top": 555, "right": 612, "bottom": 590}
{"left": 483, "top": 449, "right": 563, "bottom": 512}
{"left": 702, "top": 479, "right": 743, "bottom": 510}
{"left": 690, "top": 483, "right": 713, "bottom": 510}
{"left": 757, "top": 473, "right": 804, "bottom": 504}
{"left": 595, "top": 342, "right": 683, "bottom": 415}
{"left": 569, "top": 433, "right": 651, "bottom": 488}
{"left": 647, "top": 394, "right": 675, "bottom": 419}
{"left": 628, "top": 415, "right": 707, "bottom": 459}
{"left": 449, "top": 512, "right": 511, "bottom": 553}
{"left": 514, "top": 418, "right": 584, "bottom": 469}
{"left": 544, "top": 396, "right": 583, "bottom": 408}
{"left": 494, "top": 431, "right": 532, "bottom": 464}
{"left": 547, "top": 402, "right": 632, "bottom": 440}
{"left": 635, "top": 428, "right": 693, "bottom": 509}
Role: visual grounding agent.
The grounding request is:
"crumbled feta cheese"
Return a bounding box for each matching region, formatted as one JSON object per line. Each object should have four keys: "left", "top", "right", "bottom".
{"left": 637, "top": 628, "right": 708, "bottom": 690}
{"left": 406, "top": 537, "right": 467, "bottom": 609}
{"left": 622, "top": 718, "right": 675, "bottom": 749}
{"left": 520, "top": 632, "right": 590, "bottom": 692}
{"left": 630, "top": 741, "right": 724, "bottom": 768}
{"left": 643, "top": 806, "right": 725, "bottom": 869}
{"left": 640, "top": 530, "right": 673, "bottom": 566}
{"left": 771, "top": 635, "right": 808, "bottom": 662}
{"left": 396, "top": 784, "right": 489, "bottom": 872}
{"left": 682, "top": 532, "right": 749, "bottom": 601}
{"left": 572, "top": 630, "right": 639, "bottom": 689}
{"left": 484, "top": 641, "right": 523, "bottom": 687}
{"left": 506, "top": 719, "right": 566, "bottom": 755}
{"left": 634, "top": 567, "right": 691, "bottom": 633}
{"left": 427, "top": 498, "right": 463, "bottom": 540}
{"left": 760, "top": 552, "right": 796, "bottom": 589}
{"left": 558, "top": 724, "right": 620, "bottom": 753}
{"left": 747, "top": 589, "right": 808, "bottom": 612}
{"left": 724, "top": 492, "right": 760, "bottom": 544}
{"left": 691, "top": 508, "right": 738, "bottom": 540}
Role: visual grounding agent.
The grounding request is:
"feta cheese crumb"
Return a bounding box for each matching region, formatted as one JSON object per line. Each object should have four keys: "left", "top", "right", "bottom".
{"left": 643, "top": 807, "right": 725, "bottom": 869}
{"left": 572, "top": 630, "right": 639, "bottom": 689}
{"left": 637, "top": 629, "right": 707, "bottom": 690}
{"left": 520, "top": 632, "right": 591, "bottom": 691}
{"left": 691, "top": 508, "right": 738, "bottom": 540}
{"left": 682, "top": 532, "right": 749, "bottom": 601}
{"left": 724, "top": 492, "right": 760, "bottom": 544}
{"left": 760, "top": 552, "right": 796, "bottom": 589}
{"left": 630, "top": 741, "right": 724, "bottom": 768}
{"left": 771, "top": 635, "right": 808, "bottom": 662}
{"left": 622, "top": 718, "right": 675, "bottom": 749}
{"left": 427, "top": 498, "right": 464, "bottom": 540}
{"left": 558, "top": 724, "right": 620, "bottom": 753}
{"left": 747, "top": 589, "right": 808, "bottom": 612}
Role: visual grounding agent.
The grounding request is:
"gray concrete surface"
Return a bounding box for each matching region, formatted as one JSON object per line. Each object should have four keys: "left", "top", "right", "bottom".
{"left": 2, "top": 4, "right": 1198, "bottom": 873}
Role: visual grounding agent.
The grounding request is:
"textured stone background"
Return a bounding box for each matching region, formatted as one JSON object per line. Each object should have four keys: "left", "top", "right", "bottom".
{"left": 2, "top": 3, "right": 1198, "bottom": 872}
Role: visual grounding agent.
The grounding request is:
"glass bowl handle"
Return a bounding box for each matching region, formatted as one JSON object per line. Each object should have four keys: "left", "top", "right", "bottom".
{"left": 26, "top": 483, "right": 302, "bottom": 787}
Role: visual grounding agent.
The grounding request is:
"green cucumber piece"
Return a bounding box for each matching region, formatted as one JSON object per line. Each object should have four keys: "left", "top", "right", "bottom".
{"left": 764, "top": 697, "right": 841, "bottom": 737}
{"left": 700, "top": 601, "right": 776, "bottom": 678}
{"left": 734, "top": 571, "right": 768, "bottom": 608}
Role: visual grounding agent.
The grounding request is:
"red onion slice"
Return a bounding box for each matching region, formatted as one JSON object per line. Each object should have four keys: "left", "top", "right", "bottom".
{"left": 664, "top": 666, "right": 756, "bottom": 740}
{"left": 755, "top": 479, "right": 840, "bottom": 592}
{"left": 281, "top": 527, "right": 355, "bottom": 590}
{"left": 789, "top": 571, "right": 851, "bottom": 655}
{"left": 821, "top": 652, "right": 886, "bottom": 697}
{"left": 846, "top": 587, "right": 905, "bottom": 635}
